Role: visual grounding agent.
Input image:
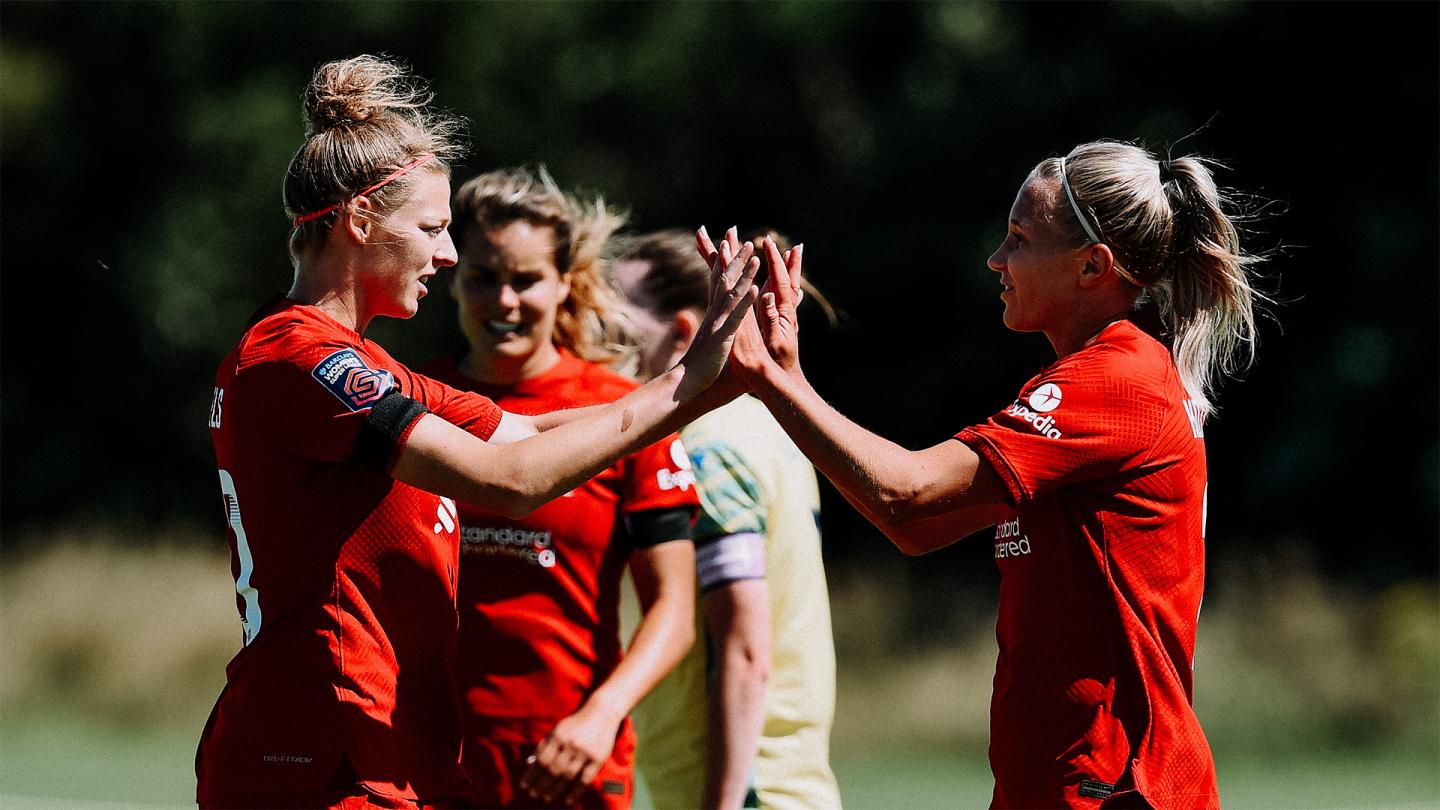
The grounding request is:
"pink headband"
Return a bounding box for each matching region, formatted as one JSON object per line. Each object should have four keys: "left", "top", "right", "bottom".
{"left": 292, "top": 154, "right": 437, "bottom": 228}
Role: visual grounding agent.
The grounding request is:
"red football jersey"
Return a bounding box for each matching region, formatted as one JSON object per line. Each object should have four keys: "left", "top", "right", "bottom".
{"left": 200, "top": 299, "right": 503, "bottom": 804}
{"left": 421, "top": 349, "right": 698, "bottom": 727}
{"left": 956, "top": 320, "right": 1217, "bottom": 810}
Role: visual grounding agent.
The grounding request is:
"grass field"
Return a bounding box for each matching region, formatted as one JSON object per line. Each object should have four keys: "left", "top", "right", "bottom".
{"left": 1, "top": 715, "right": 1436, "bottom": 809}
{"left": 2, "top": 543, "right": 1436, "bottom": 809}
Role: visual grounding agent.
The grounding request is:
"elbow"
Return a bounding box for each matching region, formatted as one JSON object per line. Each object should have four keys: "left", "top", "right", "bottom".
{"left": 729, "top": 642, "right": 770, "bottom": 686}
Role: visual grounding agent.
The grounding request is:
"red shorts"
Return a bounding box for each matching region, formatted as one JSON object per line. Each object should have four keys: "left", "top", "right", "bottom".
{"left": 442, "top": 716, "right": 634, "bottom": 810}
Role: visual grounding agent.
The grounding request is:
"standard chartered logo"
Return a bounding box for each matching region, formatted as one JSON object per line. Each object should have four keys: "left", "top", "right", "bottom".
{"left": 460, "top": 525, "right": 557, "bottom": 568}
{"left": 993, "top": 516, "right": 1033, "bottom": 558}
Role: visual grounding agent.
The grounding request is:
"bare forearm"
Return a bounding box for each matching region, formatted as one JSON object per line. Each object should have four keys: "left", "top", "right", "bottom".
{"left": 399, "top": 365, "right": 716, "bottom": 517}
{"left": 703, "top": 645, "right": 768, "bottom": 809}
{"left": 587, "top": 594, "right": 693, "bottom": 721}
{"left": 750, "top": 367, "right": 978, "bottom": 524}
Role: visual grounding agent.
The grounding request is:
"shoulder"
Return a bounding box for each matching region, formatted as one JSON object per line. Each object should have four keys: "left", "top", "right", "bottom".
{"left": 1037, "top": 321, "right": 1177, "bottom": 403}
{"left": 234, "top": 303, "right": 346, "bottom": 371}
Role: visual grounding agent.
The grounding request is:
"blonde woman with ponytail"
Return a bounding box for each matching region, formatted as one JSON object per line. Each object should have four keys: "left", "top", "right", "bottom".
{"left": 422, "top": 168, "right": 699, "bottom": 810}
{"left": 715, "top": 139, "right": 1267, "bottom": 809}
{"left": 202, "top": 60, "right": 756, "bottom": 810}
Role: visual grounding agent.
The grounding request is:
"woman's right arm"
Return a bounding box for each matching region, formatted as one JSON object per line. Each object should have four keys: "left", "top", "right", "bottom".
{"left": 393, "top": 240, "right": 759, "bottom": 518}
{"left": 712, "top": 233, "right": 1008, "bottom": 553}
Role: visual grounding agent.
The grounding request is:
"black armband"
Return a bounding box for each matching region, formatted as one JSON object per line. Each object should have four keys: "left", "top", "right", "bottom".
{"left": 623, "top": 507, "right": 695, "bottom": 548}
{"left": 355, "top": 389, "right": 428, "bottom": 470}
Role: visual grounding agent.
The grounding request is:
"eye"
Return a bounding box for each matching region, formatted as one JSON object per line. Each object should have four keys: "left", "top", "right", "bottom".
{"left": 424, "top": 225, "right": 446, "bottom": 236}
{"left": 1008, "top": 231, "right": 1023, "bottom": 247}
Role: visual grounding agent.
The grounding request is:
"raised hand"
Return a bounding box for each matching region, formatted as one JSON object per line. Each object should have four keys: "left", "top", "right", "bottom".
{"left": 674, "top": 231, "right": 759, "bottom": 400}
{"left": 757, "top": 236, "right": 805, "bottom": 377}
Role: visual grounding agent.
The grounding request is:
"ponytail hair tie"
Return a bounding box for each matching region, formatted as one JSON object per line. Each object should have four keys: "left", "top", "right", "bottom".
{"left": 1158, "top": 159, "right": 1178, "bottom": 184}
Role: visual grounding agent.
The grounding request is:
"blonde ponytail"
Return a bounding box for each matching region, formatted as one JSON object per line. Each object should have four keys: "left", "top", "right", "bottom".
{"left": 1040, "top": 141, "right": 1270, "bottom": 420}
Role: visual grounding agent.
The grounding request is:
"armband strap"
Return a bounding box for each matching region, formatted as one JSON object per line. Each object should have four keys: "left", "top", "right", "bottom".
{"left": 356, "top": 389, "right": 428, "bottom": 470}
{"left": 696, "top": 531, "right": 766, "bottom": 592}
{"left": 624, "top": 507, "right": 695, "bottom": 548}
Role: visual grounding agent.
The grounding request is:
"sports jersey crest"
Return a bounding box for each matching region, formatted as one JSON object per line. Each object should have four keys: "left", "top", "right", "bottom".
{"left": 311, "top": 348, "right": 395, "bottom": 411}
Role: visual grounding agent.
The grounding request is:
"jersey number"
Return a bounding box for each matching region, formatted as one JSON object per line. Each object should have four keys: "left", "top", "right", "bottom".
{"left": 218, "top": 469, "right": 262, "bottom": 646}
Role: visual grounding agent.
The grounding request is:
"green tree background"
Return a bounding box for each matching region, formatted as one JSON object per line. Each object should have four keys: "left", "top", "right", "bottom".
{"left": 1, "top": 2, "right": 1437, "bottom": 807}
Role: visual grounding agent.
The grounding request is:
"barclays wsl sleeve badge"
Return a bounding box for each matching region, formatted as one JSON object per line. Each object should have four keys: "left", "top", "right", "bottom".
{"left": 311, "top": 348, "right": 396, "bottom": 411}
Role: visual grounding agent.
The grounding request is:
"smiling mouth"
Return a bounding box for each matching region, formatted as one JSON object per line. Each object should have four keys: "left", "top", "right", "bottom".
{"left": 485, "top": 320, "right": 527, "bottom": 336}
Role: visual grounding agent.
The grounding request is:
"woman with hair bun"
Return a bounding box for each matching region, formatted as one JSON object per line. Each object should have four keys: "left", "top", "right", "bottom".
{"left": 421, "top": 168, "right": 698, "bottom": 810}
{"left": 199, "top": 56, "right": 757, "bottom": 809}
{"left": 719, "top": 140, "right": 1268, "bottom": 809}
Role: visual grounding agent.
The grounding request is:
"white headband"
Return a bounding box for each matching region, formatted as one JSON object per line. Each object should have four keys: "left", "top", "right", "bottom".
{"left": 1058, "top": 156, "right": 1103, "bottom": 245}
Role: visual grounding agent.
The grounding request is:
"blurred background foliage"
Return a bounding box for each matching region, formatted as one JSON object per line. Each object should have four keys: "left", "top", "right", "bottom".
{"left": 1, "top": 1, "right": 1437, "bottom": 807}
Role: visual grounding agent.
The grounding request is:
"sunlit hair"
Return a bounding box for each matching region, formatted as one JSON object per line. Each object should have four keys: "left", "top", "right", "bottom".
{"left": 613, "top": 228, "right": 839, "bottom": 326}
{"left": 450, "top": 166, "right": 632, "bottom": 365}
{"left": 1036, "top": 140, "right": 1270, "bottom": 420}
{"left": 284, "top": 55, "right": 467, "bottom": 256}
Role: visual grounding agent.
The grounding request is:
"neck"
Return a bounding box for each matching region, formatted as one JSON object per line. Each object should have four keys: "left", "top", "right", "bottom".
{"left": 291, "top": 250, "right": 369, "bottom": 333}
{"left": 460, "top": 342, "right": 563, "bottom": 386}
{"left": 1045, "top": 308, "right": 1131, "bottom": 358}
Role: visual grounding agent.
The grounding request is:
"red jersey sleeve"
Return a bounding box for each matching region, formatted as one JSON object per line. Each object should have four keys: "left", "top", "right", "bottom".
{"left": 397, "top": 367, "right": 504, "bottom": 442}
{"left": 234, "top": 328, "right": 390, "bottom": 464}
{"left": 957, "top": 344, "right": 1169, "bottom": 504}
{"left": 622, "top": 434, "right": 701, "bottom": 515}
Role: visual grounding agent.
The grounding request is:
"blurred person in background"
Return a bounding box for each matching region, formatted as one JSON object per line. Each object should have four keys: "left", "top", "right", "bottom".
{"left": 614, "top": 230, "right": 842, "bottom": 810}
{"left": 201, "top": 55, "right": 758, "bottom": 810}
{"left": 423, "top": 168, "right": 698, "bottom": 810}
{"left": 715, "top": 140, "right": 1269, "bottom": 809}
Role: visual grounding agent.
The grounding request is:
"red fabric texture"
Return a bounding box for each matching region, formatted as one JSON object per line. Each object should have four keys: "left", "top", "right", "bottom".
{"left": 422, "top": 349, "right": 697, "bottom": 802}
{"left": 956, "top": 320, "right": 1218, "bottom": 809}
{"left": 199, "top": 299, "right": 503, "bottom": 804}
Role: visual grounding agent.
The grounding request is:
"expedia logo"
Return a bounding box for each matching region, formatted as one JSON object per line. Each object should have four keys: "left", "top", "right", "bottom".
{"left": 311, "top": 349, "right": 395, "bottom": 411}
{"left": 1004, "top": 400, "right": 1063, "bottom": 439}
{"left": 993, "top": 516, "right": 1033, "bottom": 558}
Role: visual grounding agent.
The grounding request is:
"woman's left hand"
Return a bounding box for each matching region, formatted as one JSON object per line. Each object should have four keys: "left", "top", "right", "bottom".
{"left": 520, "top": 702, "right": 624, "bottom": 804}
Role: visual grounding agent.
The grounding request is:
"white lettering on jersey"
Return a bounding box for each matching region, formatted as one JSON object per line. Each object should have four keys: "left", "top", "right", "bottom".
{"left": 208, "top": 387, "right": 224, "bottom": 429}
{"left": 1183, "top": 399, "right": 1205, "bottom": 438}
{"left": 1005, "top": 401, "right": 1063, "bottom": 440}
{"left": 218, "top": 469, "right": 262, "bottom": 645}
{"left": 993, "top": 516, "right": 1034, "bottom": 558}
{"left": 460, "top": 525, "right": 557, "bottom": 568}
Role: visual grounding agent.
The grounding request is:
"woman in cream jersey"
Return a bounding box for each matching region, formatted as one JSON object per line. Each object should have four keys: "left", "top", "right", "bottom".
{"left": 614, "top": 230, "right": 841, "bottom": 810}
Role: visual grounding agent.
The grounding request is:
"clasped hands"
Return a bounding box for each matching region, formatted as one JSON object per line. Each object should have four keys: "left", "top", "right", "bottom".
{"left": 695, "top": 225, "right": 806, "bottom": 393}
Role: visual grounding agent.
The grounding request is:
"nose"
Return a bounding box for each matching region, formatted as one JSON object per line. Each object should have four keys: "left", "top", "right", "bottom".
{"left": 496, "top": 283, "right": 520, "bottom": 309}
{"left": 435, "top": 230, "right": 458, "bottom": 268}
{"left": 987, "top": 243, "right": 1006, "bottom": 274}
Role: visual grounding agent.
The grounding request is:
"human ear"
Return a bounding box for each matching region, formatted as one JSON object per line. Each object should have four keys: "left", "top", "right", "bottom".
{"left": 1078, "top": 243, "right": 1115, "bottom": 289}
{"left": 668, "top": 309, "right": 701, "bottom": 365}
{"left": 345, "top": 198, "right": 375, "bottom": 244}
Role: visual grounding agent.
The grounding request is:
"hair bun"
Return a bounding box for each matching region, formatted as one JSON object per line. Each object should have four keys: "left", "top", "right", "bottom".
{"left": 302, "top": 54, "right": 429, "bottom": 135}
